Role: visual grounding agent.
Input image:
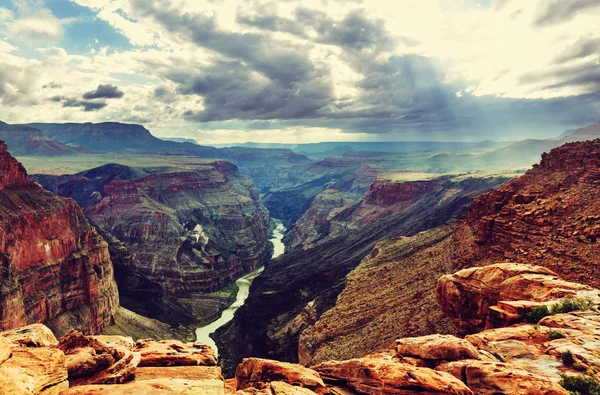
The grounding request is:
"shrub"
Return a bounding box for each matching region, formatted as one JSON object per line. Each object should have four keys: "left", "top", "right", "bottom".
{"left": 562, "top": 350, "right": 575, "bottom": 366}
{"left": 549, "top": 329, "right": 566, "bottom": 340}
{"left": 526, "top": 305, "right": 550, "bottom": 323}
{"left": 552, "top": 298, "right": 594, "bottom": 315}
{"left": 560, "top": 373, "right": 600, "bottom": 395}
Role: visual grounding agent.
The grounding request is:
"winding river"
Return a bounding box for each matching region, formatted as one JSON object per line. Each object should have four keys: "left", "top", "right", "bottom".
{"left": 195, "top": 219, "right": 286, "bottom": 354}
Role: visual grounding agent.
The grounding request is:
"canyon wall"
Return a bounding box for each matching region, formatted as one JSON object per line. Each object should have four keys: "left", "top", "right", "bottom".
{"left": 0, "top": 141, "right": 118, "bottom": 336}
{"left": 285, "top": 179, "right": 442, "bottom": 249}
{"left": 34, "top": 161, "right": 271, "bottom": 297}
{"left": 218, "top": 174, "right": 510, "bottom": 372}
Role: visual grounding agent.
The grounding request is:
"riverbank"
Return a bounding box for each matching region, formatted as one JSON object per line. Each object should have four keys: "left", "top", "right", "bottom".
{"left": 196, "top": 219, "right": 287, "bottom": 354}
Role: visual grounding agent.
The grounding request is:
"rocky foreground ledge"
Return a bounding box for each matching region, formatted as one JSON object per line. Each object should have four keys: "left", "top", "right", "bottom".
{"left": 2, "top": 262, "right": 600, "bottom": 394}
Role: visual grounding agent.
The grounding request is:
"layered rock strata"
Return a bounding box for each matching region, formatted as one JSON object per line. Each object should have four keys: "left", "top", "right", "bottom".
{"left": 34, "top": 162, "right": 271, "bottom": 296}
{"left": 2, "top": 263, "right": 596, "bottom": 394}
{"left": 0, "top": 141, "right": 118, "bottom": 336}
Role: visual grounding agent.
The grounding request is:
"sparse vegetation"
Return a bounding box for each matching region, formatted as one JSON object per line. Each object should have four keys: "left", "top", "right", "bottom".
{"left": 525, "top": 298, "right": 595, "bottom": 324}
{"left": 549, "top": 329, "right": 566, "bottom": 340}
{"left": 560, "top": 373, "right": 600, "bottom": 395}
{"left": 526, "top": 305, "right": 550, "bottom": 323}
{"left": 562, "top": 350, "right": 575, "bottom": 366}
{"left": 552, "top": 298, "right": 594, "bottom": 315}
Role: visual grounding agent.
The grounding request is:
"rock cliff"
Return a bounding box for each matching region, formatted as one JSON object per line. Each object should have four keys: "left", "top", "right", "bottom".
{"left": 455, "top": 140, "right": 600, "bottom": 287}
{"left": 0, "top": 141, "right": 118, "bottom": 336}
{"left": 2, "top": 263, "right": 598, "bottom": 394}
{"left": 34, "top": 161, "right": 271, "bottom": 328}
{"left": 218, "top": 174, "right": 510, "bottom": 372}
{"left": 35, "top": 161, "right": 270, "bottom": 295}
{"left": 285, "top": 179, "right": 443, "bottom": 250}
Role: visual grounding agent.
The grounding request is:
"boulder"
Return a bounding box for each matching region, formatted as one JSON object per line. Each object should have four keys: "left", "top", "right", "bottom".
{"left": 0, "top": 346, "right": 69, "bottom": 395}
{"left": 436, "top": 360, "right": 568, "bottom": 395}
{"left": 236, "top": 358, "right": 328, "bottom": 394}
{"left": 92, "top": 335, "right": 135, "bottom": 351}
{"left": 395, "top": 334, "right": 479, "bottom": 361}
{"left": 313, "top": 354, "right": 473, "bottom": 395}
{"left": 436, "top": 262, "right": 600, "bottom": 334}
{"left": 135, "top": 339, "right": 217, "bottom": 367}
{"left": 0, "top": 324, "right": 58, "bottom": 348}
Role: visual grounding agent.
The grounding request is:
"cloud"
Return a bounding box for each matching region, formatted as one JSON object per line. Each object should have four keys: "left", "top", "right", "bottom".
{"left": 51, "top": 95, "right": 107, "bottom": 112}
{"left": 7, "top": 8, "right": 64, "bottom": 42}
{"left": 83, "top": 84, "right": 124, "bottom": 99}
{"left": 534, "top": 0, "right": 600, "bottom": 26}
{"left": 1, "top": 0, "right": 600, "bottom": 143}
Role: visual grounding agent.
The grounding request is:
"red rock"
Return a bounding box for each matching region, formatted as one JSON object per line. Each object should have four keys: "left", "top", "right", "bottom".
{"left": 313, "top": 354, "right": 473, "bottom": 395}
{"left": 135, "top": 366, "right": 223, "bottom": 381}
{"left": 59, "top": 378, "right": 225, "bottom": 394}
{"left": 0, "top": 143, "right": 118, "bottom": 336}
{"left": 236, "top": 358, "right": 328, "bottom": 395}
{"left": 436, "top": 360, "right": 568, "bottom": 395}
{"left": 58, "top": 330, "right": 140, "bottom": 386}
{"left": 436, "top": 262, "right": 600, "bottom": 334}
{"left": 0, "top": 346, "right": 68, "bottom": 395}
{"left": 395, "top": 334, "right": 480, "bottom": 361}
{"left": 0, "top": 324, "right": 58, "bottom": 347}
{"left": 135, "top": 339, "right": 217, "bottom": 367}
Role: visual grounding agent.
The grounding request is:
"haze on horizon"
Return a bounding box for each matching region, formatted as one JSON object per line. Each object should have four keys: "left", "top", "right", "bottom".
{"left": 0, "top": 0, "right": 599, "bottom": 144}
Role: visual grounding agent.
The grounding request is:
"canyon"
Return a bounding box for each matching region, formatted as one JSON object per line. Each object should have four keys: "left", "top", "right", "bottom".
{"left": 2, "top": 123, "right": 600, "bottom": 394}
{"left": 1, "top": 261, "right": 599, "bottom": 394}
{"left": 0, "top": 142, "right": 118, "bottom": 336}
{"left": 33, "top": 160, "right": 272, "bottom": 335}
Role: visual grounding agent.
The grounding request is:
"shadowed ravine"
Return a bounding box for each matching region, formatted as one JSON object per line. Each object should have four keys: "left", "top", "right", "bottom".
{"left": 195, "top": 219, "right": 286, "bottom": 353}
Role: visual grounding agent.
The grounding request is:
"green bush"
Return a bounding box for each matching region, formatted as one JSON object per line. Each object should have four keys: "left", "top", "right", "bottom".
{"left": 526, "top": 305, "right": 550, "bottom": 323}
{"left": 560, "top": 373, "right": 600, "bottom": 395}
{"left": 549, "top": 329, "right": 566, "bottom": 340}
{"left": 552, "top": 298, "right": 594, "bottom": 315}
{"left": 562, "top": 350, "right": 575, "bottom": 366}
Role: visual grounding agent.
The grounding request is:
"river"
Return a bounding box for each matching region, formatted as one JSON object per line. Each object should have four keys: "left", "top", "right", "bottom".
{"left": 195, "top": 219, "right": 286, "bottom": 354}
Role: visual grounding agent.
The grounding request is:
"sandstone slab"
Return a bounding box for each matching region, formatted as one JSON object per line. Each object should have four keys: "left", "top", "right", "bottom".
{"left": 395, "top": 334, "right": 479, "bottom": 361}
{"left": 0, "top": 346, "right": 68, "bottom": 395}
{"left": 236, "top": 358, "right": 328, "bottom": 394}
{"left": 436, "top": 360, "right": 568, "bottom": 395}
{"left": 314, "top": 355, "right": 473, "bottom": 395}
{"left": 0, "top": 324, "right": 58, "bottom": 348}
{"left": 60, "top": 378, "right": 225, "bottom": 395}
{"left": 135, "top": 339, "right": 217, "bottom": 367}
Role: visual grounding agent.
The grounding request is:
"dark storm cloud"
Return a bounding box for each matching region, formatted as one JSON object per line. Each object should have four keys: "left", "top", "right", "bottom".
{"left": 534, "top": 0, "right": 600, "bottom": 26}
{"left": 238, "top": 7, "right": 400, "bottom": 51}
{"left": 127, "top": 0, "right": 600, "bottom": 139}
{"left": 50, "top": 95, "right": 108, "bottom": 112}
{"left": 554, "top": 38, "right": 600, "bottom": 64}
{"left": 82, "top": 84, "right": 124, "bottom": 99}
{"left": 174, "top": 59, "right": 331, "bottom": 122}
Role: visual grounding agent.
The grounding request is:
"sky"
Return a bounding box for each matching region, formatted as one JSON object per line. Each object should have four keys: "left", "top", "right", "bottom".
{"left": 0, "top": 0, "right": 599, "bottom": 144}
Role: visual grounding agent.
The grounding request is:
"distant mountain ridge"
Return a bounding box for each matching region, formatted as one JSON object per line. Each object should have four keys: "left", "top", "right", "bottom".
{"left": 0, "top": 121, "right": 77, "bottom": 156}
{"left": 27, "top": 122, "right": 219, "bottom": 156}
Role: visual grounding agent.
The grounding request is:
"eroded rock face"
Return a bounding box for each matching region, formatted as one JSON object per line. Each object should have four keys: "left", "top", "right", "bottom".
{"left": 456, "top": 140, "right": 600, "bottom": 288}
{"left": 436, "top": 262, "right": 600, "bottom": 334}
{"left": 313, "top": 354, "right": 474, "bottom": 395}
{"left": 34, "top": 162, "right": 270, "bottom": 296}
{"left": 235, "top": 358, "right": 328, "bottom": 394}
{"left": 285, "top": 180, "right": 442, "bottom": 250}
{"left": 0, "top": 141, "right": 118, "bottom": 336}
{"left": 436, "top": 360, "right": 568, "bottom": 395}
{"left": 135, "top": 339, "right": 218, "bottom": 367}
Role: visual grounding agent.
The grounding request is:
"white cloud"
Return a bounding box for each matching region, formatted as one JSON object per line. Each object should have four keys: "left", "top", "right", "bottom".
{"left": 7, "top": 8, "right": 64, "bottom": 42}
